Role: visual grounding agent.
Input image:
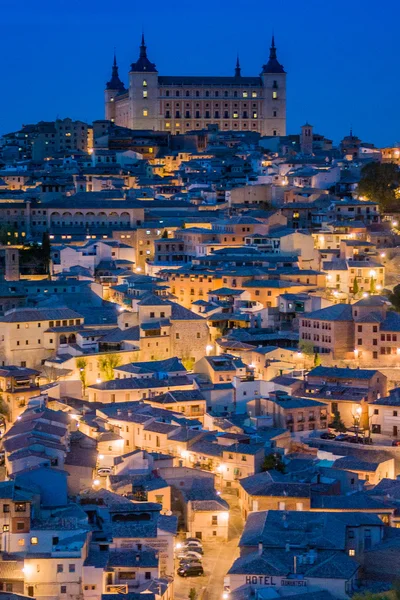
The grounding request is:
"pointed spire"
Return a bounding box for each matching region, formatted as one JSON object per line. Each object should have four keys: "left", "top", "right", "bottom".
{"left": 140, "top": 32, "right": 147, "bottom": 58}
{"left": 130, "top": 32, "right": 157, "bottom": 73}
{"left": 235, "top": 54, "right": 241, "bottom": 78}
{"left": 270, "top": 34, "right": 277, "bottom": 60}
{"left": 106, "top": 50, "right": 125, "bottom": 91}
{"left": 261, "top": 34, "right": 285, "bottom": 74}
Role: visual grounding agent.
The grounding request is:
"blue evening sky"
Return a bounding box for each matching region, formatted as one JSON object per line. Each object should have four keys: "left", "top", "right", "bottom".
{"left": 1, "top": 0, "right": 399, "bottom": 146}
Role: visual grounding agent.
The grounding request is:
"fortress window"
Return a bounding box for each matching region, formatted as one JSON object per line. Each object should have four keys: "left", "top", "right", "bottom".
{"left": 176, "top": 91, "right": 180, "bottom": 96}
{"left": 215, "top": 91, "right": 219, "bottom": 97}
{"left": 273, "top": 80, "right": 278, "bottom": 88}
{"left": 234, "top": 91, "right": 238, "bottom": 97}
{"left": 143, "top": 91, "right": 148, "bottom": 98}
{"left": 166, "top": 123, "right": 171, "bottom": 128}
{"left": 143, "top": 80, "right": 147, "bottom": 87}
{"left": 185, "top": 91, "right": 190, "bottom": 97}
{"left": 224, "top": 91, "right": 228, "bottom": 97}
{"left": 273, "top": 130, "right": 277, "bottom": 136}
{"left": 205, "top": 91, "right": 209, "bottom": 97}
{"left": 252, "top": 91, "right": 257, "bottom": 98}
{"left": 253, "top": 112, "right": 258, "bottom": 118}
{"left": 196, "top": 91, "right": 200, "bottom": 97}
{"left": 166, "top": 90, "right": 170, "bottom": 97}
{"left": 143, "top": 109, "right": 148, "bottom": 117}
{"left": 273, "top": 91, "right": 278, "bottom": 99}
{"left": 233, "top": 112, "right": 238, "bottom": 119}
{"left": 273, "top": 110, "right": 277, "bottom": 117}
{"left": 242, "top": 92, "right": 248, "bottom": 98}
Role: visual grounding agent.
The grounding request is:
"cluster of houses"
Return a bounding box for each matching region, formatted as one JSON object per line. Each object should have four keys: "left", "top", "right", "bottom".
{"left": 0, "top": 118, "right": 400, "bottom": 600}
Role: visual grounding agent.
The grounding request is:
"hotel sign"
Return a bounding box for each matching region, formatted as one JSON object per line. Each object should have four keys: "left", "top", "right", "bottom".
{"left": 244, "top": 576, "right": 308, "bottom": 587}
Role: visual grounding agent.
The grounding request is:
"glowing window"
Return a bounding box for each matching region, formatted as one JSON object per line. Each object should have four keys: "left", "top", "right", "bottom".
{"left": 143, "top": 109, "right": 148, "bottom": 117}
{"left": 143, "top": 91, "right": 148, "bottom": 98}
{"left": 252, "top": 92, "right": 257, "bottom": 98}
{"left": 242, "top": 92, "right": 248, "bottom": 98}
{"left": 143, "top": 80, "right": 147, "bottom": 87}
{"left": 273, "top": 91, "right": 278, "bottom": 99}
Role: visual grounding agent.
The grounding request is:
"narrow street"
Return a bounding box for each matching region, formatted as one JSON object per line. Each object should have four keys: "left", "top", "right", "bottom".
{"left": 174, "top": 494, "right": 243, "bottom": 600}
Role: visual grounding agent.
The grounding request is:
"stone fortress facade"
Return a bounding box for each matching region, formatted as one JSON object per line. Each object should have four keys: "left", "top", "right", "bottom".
{"left": 105, "top": 35, "right": 286, "bottom": 136}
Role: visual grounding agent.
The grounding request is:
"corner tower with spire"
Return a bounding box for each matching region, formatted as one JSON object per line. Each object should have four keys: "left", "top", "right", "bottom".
{"left": 127, "top": 34, "right": 159, "bottom": 130}
{"left": 105, "top": 52, "right": 127, "bottom": 122}
{"left": 260, "top": 35, "right": 287, "bottom": 137}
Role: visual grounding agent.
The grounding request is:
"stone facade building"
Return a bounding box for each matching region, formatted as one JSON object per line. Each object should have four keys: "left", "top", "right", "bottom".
{"left": 105, "top": 35, "right": 286, "bottom": 136}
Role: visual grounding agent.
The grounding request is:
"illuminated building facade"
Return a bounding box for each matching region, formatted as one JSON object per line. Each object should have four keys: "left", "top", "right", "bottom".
{"left": 105, "top": 35, "right": 286, "bottom": 136}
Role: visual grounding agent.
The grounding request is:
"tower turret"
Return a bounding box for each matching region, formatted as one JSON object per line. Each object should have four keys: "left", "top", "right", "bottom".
{"left": 128, "top": 34, "right": 159, "bottom": 129}
{"left": 301, "top": 122, "right": 313, "bottom": 155}
{"left": 261, "top": 35, "right": 287, "bottom": 137}
{"left": 104, "top": 52, "right": 126, "bottom": 122}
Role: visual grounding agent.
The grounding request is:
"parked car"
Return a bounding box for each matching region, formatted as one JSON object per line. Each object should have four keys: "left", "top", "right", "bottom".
{"left": 335, "top": 434, "right": 352, "bottom": 442}
{"left": 320, "top": 432, "right": 336, "bottom": 440}
{"left": 185, "top": 537, "right": 203, "bottom": 547}
{"left": 97, "top": 467, "right": 112, "bottom": 476}
{"left": 179, "top": 558, "right": 203, "bottom": 567}
{"left": 177, "top": 564, "right": 204, "bottom": 577}
{"left": 392, "top": 440, "right": 400, "bottom": 447}
{"left": 176, "top": 550, "right": 203, "bottom": 561}
{"left": 182, "top": 543, "right": 203, "bottom": 555}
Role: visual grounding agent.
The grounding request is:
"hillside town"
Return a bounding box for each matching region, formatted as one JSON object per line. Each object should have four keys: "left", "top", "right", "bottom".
{"left": 1, "top": 35, "right": 400, "bottom": 600}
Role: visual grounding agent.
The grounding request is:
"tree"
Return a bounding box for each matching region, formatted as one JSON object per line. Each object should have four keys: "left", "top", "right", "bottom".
{"left": 98, "top": 354, "right": 122, "bottom": 381}
{"left": 358, "top": 161, "right": 400, "bottom": 212}
{"left": 389, "top": 284, "right": 400, "bottom": 311}
{"left": 330, "top": 408, "right": 346, "bottom": 433}
{"left": 261, "top": 453, "right": 285, "bottom": 474}
{"left": 299, "top": 340, "right": 314, "bottom": 357}
{"left": 188, "top": 589, "right": 197, "bottom": 600}
{"left": 181, "top": 353, "right": 195, "bottom": 372}
{"left": 370, "top": 276, "right": 376, "bottom": 294}
{"left": 352, "top": 276, "right": 359, "bottom": 296}
{"left": 76, "top": 357, "right": 88, "bottom": 395}
{"left": 0, "top": 395, "right": 10, "bottom": 422}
